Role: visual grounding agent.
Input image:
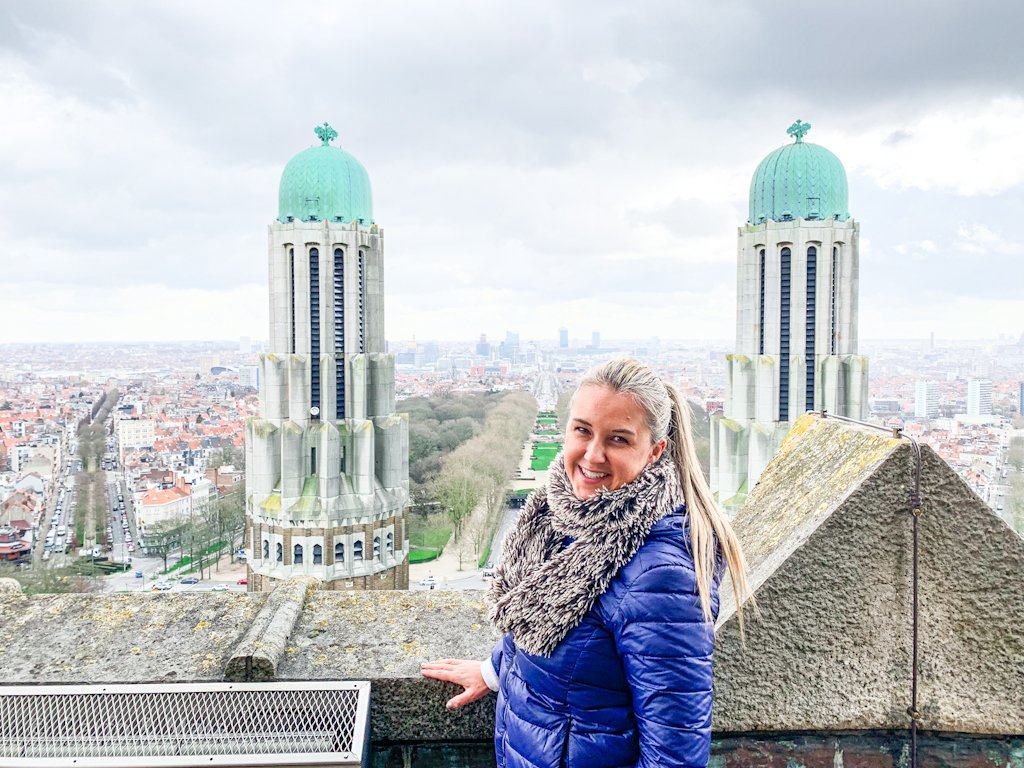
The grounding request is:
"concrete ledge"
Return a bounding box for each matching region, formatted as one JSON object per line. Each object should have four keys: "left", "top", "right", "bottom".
{"left": 276, "top": 589, "right": 498, "bottom": 742}
{"left": 225, "top": 576, "right": 320, "bottom": 681}
{"left": 0, "top": 591, "right": 267, "bottom": 683}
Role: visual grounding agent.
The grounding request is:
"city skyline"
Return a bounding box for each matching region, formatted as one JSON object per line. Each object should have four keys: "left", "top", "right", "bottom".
{"left": 2, "top": 0, "right": 1024, "bottom": 344}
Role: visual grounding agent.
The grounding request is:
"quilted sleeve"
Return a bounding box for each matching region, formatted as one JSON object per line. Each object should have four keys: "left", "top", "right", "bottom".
{"left": 481, "top": 637, "right": 504, "bottom": 692}
{"left": 610, "top": 562, "right": 718, "bottom": 768}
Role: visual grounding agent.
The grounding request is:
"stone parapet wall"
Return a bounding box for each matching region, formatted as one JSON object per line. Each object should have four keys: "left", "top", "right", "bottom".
{"left": 3, "top": 416, "right": 1022, "bottom": 758}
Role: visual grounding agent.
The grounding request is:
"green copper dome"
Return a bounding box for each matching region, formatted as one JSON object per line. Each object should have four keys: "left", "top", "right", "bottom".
{"left": 278, "top": 123, "right": 373, "bottom": 224}
{"left": 748, "top": 120, "right": 849, "bottom": 224}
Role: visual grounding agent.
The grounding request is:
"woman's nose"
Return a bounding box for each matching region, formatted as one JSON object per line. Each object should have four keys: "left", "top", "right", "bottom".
{"left": 584, "top": 440, "right": 605, "bottom": 464}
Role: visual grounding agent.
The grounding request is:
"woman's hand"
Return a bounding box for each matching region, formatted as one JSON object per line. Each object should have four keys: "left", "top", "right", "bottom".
{"left": 421, "top": 659, "right": 491, "bottom": 709}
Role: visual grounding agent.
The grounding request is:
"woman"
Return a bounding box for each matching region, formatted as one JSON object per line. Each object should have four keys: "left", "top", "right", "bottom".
{"left": 422, "top": 358, "right": 750, "bottom": 768}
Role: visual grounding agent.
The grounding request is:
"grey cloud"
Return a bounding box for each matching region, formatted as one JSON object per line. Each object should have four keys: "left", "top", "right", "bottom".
{"left": 1, "top": 0, "right": 1022, "bottom": 342}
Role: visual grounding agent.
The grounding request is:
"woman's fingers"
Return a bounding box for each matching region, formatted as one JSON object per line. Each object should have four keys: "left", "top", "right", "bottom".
{"left": 421, "top": 659, "right": 490, "bottom": 710}
{"left": 420, "top": 666, "right": 457, "bottom": 682}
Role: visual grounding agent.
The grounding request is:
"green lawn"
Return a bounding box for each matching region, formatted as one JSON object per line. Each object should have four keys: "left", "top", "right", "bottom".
{"left": 530, "top": 440, "right": 562, "bottom": 471}
{"left": 409, "top": 515, "right": 452, "bottom": 564}
{"left": 409, "top": 524, "right": 452, "bottom": 549}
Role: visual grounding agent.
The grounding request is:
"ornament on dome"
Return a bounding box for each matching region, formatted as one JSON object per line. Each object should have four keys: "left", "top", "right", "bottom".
{"left": 315, "top": 122, "right": 338, "bottom": 146}
{"left": 787, "top": 119, "right": 811, "bottom": 143}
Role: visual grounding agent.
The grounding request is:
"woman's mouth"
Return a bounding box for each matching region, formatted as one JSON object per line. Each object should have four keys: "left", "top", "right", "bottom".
{"left": 579, "top": 466, "right": 610, "bottom": 481}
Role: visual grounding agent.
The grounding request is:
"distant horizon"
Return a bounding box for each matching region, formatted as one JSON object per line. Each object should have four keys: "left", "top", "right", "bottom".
{"left": 1, "top": 334, "right": 1021, "bottom": 349}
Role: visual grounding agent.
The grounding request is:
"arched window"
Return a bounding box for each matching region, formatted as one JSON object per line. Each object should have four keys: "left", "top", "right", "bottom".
{"left": 353, "top": 540, "right": 364, "bottom": 561}
{"left": 373, "top": 536, "right": 381, "bottom": 560}
{"left": 758, "top": 248, "right": 766, "bottom": 355}
{"left": 806, "top": 246, "right": 818, "bottom": 412}
{"left": 262, "top": 539, "right": 269, "bottom": 560}
{"left": 276, "top": 542, "right": 283, "bottom": 562}
{"left": 357, "top": 250, "right": 366, "bottom": 352}
{"left": 831, "top": 246, "right": 839, "bottom": 355}
{"left": 310, "top": 248, "right": 320, "bottom": 413}
{"left": 335, "top": 542, "right": 344, "bottom": 562}
{"left": 288, "top": 248, "right": 296, "bottom": 354}
{"left": 386, "top": 532, "right": 394, "bottom": 555}
{"left": 333, "top": 248, "right": 346, "bottom": 419}
{"left": 294, "top": 544, "right": 303, "bottom": 565}
{"left": 779, "top": 247, "right": 791, "bottom": 421}
{"left": 313, "top": 544, "right": 323, "bottom": 565}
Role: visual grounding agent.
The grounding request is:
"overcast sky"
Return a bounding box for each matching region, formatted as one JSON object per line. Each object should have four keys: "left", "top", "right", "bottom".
{"left": 2, "top": 0, "right": 1023, "bottom": 345}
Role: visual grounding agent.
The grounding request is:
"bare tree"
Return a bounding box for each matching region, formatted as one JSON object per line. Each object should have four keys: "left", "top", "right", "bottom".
{"left": 433, "top": 461, "right": 482, "bottom": 539}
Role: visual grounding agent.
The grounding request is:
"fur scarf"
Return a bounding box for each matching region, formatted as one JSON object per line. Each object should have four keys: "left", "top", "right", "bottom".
{"left": 487, "top": 452, "right": 683, "bottom": 657}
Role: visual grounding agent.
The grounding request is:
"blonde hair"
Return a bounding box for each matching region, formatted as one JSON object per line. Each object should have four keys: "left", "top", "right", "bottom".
{"left": 574, "top": 358, "right": 750, "bottom": 629}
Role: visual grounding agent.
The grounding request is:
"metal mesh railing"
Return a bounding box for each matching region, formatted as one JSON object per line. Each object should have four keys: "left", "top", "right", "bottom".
{"left": 0, "top": 681, "right": 369, "bottom": 766}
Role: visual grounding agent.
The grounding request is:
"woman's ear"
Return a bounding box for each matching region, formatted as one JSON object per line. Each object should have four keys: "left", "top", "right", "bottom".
{"left": 649, "top": 439, "right": 666, "bottom": 464}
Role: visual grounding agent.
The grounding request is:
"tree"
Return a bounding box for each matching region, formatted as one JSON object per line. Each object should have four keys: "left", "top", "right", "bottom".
{"left": 146, "top": 520, "right": 188, "bottom": 572}
{"left": 1007, "top": 437, "right": 1024, "bottom": 473}
{"left": 208, "top": 444, "right": 245, "bottom": 471}
{"left": 433, "top": 461, "right": 482, "bottom": 539}
{"left": 206, "top": 483, "right": 246, "bottom": 568}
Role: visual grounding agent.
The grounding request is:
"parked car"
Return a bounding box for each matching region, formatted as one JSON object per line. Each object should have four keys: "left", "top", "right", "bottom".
{"left": 151, "top": 581, "right": 173, "bottom": 591}
{"left": 236, "top": 578, "right": 248, "bottom": 585}
{"left": 482, "top": 563, "right": 496, "bottom": 578}
{"left": 212, "top": 584, "right": 229, "bottom": 592}
{"left": 180, "top": 577, "right": 199, "bottom": 585}
{"left": 418, "top": 576, "right": 436, "bottom": 588}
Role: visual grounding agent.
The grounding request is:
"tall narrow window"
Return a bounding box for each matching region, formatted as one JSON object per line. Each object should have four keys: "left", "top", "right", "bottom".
{"left": 373, "top": 535, "right": 381, "bottom": 560}
{"left": 309, "top": 248, "right": 321, "bottom": 414}
{"left": 357, "top": 250, "right": 366, "bottom": 353}
{"left": 310, "top": 446, "right": 317, "bottom": 475}
{"left": 758, "top": 248, "right": 766, "bottom": 355}
{"left": 313, "top": 544, "right": 323, "bottom": 565}
{"left": 779, "top": 247, "right": 791, "bottom": 421}
{"left": 294, "top": 544, "right": 303, "bottom": 565}
{"left": 262, "top": 539, "right": 269, "bottom": 560}
{"left": 335, "top": 542, "right": 344, "bottom": 562}
{"left": 805, "top": 246, "right": 817, "bottom": 412}
{"left": 831, "top": 246, "right": 838, "bottom": 355}
{"left": 333, "top": 248, "right": 346, "bottom": 419}
{"left": 289, "top": 248, "right": 296, "bottom": 354}
{"left": 276, "top": 542, "right": 283, "bottom": 562}
{"left": 386, "top": 532, "right": 394, "bottom": 556}
{"left": 354, "top": 540, "right": 364, "bottom": 561}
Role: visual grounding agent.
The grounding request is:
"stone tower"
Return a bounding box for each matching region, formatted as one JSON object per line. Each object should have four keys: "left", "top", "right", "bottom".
{"left": 245, "top": 123, "right": 410, "bottom": 591}
{"left": 710, "top": 121, "right": 868, "bottom": 512}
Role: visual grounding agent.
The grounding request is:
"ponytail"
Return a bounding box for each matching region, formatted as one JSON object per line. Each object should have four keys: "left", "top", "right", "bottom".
{"left": 665, "top": 385, "right": 751, "bottom": 633}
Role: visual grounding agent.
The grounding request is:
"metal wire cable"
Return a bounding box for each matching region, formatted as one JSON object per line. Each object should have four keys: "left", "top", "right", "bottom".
{"left": 809, "top": 411, "right": 923, "bottom": 768}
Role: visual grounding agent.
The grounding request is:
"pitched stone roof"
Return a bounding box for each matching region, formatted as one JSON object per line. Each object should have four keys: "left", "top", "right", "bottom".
{"left": 713, "top": 414, "right": 1024, "bottom": 735}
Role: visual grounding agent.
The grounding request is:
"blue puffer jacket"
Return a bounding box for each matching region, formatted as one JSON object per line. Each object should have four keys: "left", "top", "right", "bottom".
{"left": 489, "top": 510, "right": 718, "bottom": 768}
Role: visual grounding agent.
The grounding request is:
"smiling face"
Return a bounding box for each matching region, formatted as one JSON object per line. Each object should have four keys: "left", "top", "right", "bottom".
{"left": 564, "top": 384, "right": 666, "bottom": 500}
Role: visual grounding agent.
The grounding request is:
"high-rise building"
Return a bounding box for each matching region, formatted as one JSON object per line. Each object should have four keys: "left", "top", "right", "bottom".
{"left": 711, "top": 121, "right": 869, "bottom": 511}
{"left": 591, "top": 331, "right": 601, "bottom": 349}
{"left": 967, "top": 379, "right": 993, "bottom": 416}
{"left": 499, "top": 331, "right": 519, "bottom": 360}
{"left": 914, "top": 381, "right": 939, "bottom": 418}
{"left": 1019, "top": 382, "right": 1024, "bottom": 415}
{"left": 559, "top": 327, "right": 569, "bottom": 348}
{"left": 476, "top": 334, "right": 490, "bottom": 357}
{"left": 245, "top": 124, "right": 409, "bottom": 591}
